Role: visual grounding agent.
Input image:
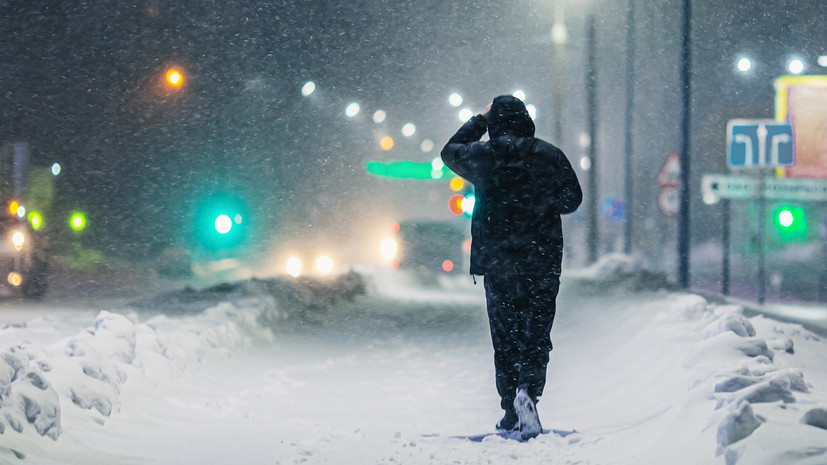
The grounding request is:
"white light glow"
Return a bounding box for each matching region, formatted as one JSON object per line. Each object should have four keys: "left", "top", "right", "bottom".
{"left": 736, "top": 57, "right": 752, "bottom": 72}
{"left": 778, "top": 210, "right": 794, "bottom": 228}
{"left": 315, "top": 255, "right": 334, "bottom": 275}
{"left": 458, "top": 108, "right": 473, "bottom": 122}
{"left": 449, "top": 92, "right": 463, "bottom": 107}
{"left": 345, "top": 102, "right": 360, "bottom": 117}
{"left": 380, "top": 238, "right": 398, "bottom": 259}
{"left": 420, "top": 139, "right": 434, "bottom": 153}
{"left": 301, "top": 81, "right": 316, "bottom": 97}
{"left": 286, "top": 257, "right": 302, "bottom": 278}
{"left": 526, "top": 103, "right": 537, "bottom": 120}
{"left": 788, "top": 58, "right": 805, "bottom": 75}
{"left": 16, "top": 206, "right": 25, "bottom": 218}
{"left": 431, "top": 157, "right": 445, "bottom": 171}
{"left": 51, "top": 163, "right": 61, "bottom": 176}
{"left": 402, "top": 123, "right": 416, "bottom": 137}
{"left": 373, "top": 110, "right": 386, "bottom": 123}
{"left": 215, "top": 214, "right": 233, "bottom": 234}
{"left": 12, "top": 231, "right": 25, "bottom": 248}
{"left": 579, "top": 133, "right": 591, "bottom": 148}
{"left": 512, "top": 90, "right": 526, "bottom": 101}
{"left": 580, "top": 156, "right": 591, "bottom": 171}
{"left": 819, "top": 55, "right": 827, "bottom": 68}
{"left": 461, "top": 195, "right": 476, "bottom": 215}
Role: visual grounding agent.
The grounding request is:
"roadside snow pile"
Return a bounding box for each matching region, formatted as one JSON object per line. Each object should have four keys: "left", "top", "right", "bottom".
{"left": 0, "top": 304, "right": 269, "bottom": 452}
{"left": 129, "top": 271, "right": 366, "bottom": 326}
{"left": 665, "top": 295, "right": 827, "bottom": 465}
{"left": 0, "top": 273, "right": 366, "bottom": 460}
{"left": 566, "top": 253, "right": 672, "bottom": 291}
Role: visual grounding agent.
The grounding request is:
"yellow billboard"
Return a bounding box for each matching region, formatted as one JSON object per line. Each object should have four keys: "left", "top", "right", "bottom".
{"left": 775, "top": 75, "right": 827, "bottom": 179}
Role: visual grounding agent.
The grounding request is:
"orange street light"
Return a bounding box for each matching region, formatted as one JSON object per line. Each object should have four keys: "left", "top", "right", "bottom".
{"left": 166, "top": 69, "right": 184, "bottom": 87}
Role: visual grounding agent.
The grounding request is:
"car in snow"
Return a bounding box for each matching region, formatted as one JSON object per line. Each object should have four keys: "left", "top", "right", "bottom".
{"left": 0, "top": 212, "right": 48, "bottom": 297}
{"left": 382, "top": 220, "right": 468, "bottom": 280}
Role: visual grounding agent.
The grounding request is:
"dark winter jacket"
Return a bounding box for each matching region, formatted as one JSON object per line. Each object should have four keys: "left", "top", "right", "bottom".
{"left": 441, "top": 95, "right": 582, "bottom": 277}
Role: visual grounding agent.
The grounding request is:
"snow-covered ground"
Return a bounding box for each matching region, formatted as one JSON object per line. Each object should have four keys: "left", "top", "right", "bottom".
{"left": 2, "top": 255, "right": 827, "bottom": 464}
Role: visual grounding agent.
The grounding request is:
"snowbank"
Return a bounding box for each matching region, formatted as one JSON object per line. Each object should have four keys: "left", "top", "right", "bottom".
{"left": 0, "top": 273, "right": 366, "bottom": 461}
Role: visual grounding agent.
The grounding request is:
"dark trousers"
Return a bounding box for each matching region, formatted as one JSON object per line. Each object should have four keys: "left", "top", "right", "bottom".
{"left": 484, "top": 273, "right": 560, "bottom": 410}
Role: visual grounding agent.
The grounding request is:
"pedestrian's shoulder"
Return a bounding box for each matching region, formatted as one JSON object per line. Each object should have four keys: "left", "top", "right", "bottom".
{"left": 527, "top": 138, "right": 563, "bottom": 159}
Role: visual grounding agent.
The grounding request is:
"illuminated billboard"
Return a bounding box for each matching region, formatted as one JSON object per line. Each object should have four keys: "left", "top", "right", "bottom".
{"left": 775, "top": 75, "right": 827, "bottom": 179}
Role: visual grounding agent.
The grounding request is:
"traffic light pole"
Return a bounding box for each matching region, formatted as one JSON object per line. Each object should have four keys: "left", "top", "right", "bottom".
{"left": 722, "top": 198, "right": 730, "bottom": 296}
{"left": 756, "top": 173, "right": 767, "bottom": 305}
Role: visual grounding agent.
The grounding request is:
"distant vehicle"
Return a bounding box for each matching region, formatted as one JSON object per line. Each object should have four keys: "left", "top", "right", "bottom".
{"left": 386, "top": 220, "right": 467, "bottom": 278}
{"left": 0, "top": 213, "right": 48, "bottom": 297}
{"left": 0, "top": 143, "right": 49, "bottom": 298}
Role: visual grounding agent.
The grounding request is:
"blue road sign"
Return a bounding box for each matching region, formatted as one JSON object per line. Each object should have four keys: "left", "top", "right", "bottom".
{"left": 727, "top": 119, "right": 795, "bottom": 168}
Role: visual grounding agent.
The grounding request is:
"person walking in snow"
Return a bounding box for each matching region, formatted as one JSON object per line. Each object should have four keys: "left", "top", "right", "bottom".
{"left": 441, "top": 95, "right": 582, "bottom": 440}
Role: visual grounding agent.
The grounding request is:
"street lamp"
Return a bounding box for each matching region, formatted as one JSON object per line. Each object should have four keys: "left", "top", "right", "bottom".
{"left": 165, "top": 69, "right": 184, "bottom": 87}
{"left": 788, "top": 58, "right": 805, "bottom": 74}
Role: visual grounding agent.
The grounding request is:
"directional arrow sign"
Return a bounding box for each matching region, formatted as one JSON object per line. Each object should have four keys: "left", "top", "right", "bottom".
{"left": 727, "top": 119, "right": 795, "bottom": 168}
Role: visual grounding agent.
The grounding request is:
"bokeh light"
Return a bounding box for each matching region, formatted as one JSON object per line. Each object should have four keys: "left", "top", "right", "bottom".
{"left": 345, "top": 102, "right": 360, "bottom": 117}
{"left": 301, "top": 81, "right": 316, "bottom": 96}
{"left": 448, "top": 92, "right": 463, "bottom": 107}
{"left": 373, "top": 110, "right": 387, "bottom": 123}
{"left": 380, "top": 136, "right": 395, "bottom": 150}
{"left": 402, "top": 123, "right": 416, "bottom": 137}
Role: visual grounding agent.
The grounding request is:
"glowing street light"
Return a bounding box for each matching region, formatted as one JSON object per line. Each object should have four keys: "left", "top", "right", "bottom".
{"left": 301, "top": 81, "right": 316, "bottom": 96}
{"left": 345, "top": 102, "right": 360, "bottom": 118}
{"left": 166, "top": 69, "right": 184, "bottom": 87}
{"left": 736, "top": 57, "right": 752, "bottom": 72}
{"left": 788, "top": 58, "right": 805, "bottom": 75}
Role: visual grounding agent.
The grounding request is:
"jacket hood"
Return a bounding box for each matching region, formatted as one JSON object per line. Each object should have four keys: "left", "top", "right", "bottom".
{"left": 487, "top": 95, "right": 535, "bottom": 139}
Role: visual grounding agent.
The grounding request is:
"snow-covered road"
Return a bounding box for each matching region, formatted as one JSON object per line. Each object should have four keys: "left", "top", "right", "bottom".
{"left": 2, "top": 257, "right": 827, "bottom": 464}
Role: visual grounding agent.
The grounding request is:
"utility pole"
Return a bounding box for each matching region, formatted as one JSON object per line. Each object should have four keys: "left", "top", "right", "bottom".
{"left": 551, "top": 4, "right": 567, "bottom": 146}
{"left": 586, "top": 12, "right": 599, "bottom": 264}
{"left": 623, "top": 0, "right": 636, "bottom": 254}
{"left": 678, "top": 0, "right": 692, "bottom": 287}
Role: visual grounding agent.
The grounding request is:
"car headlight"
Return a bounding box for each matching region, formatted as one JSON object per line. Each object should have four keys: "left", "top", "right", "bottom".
{"left": 286, "top": 256, "right": 302, "bottom": 278}
{"left": 11, "top": 231, "right": 25, "bottom": 251}
{"left": 315, "top": 255, "right": 334, "bottom": 275}
{"left": 380, "top": 237, "right": 398, "bottom": 259}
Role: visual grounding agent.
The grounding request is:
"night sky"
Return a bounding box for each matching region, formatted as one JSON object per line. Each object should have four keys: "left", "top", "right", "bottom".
{"left": 0, "top": 0, "right": 823, "bottom": 263}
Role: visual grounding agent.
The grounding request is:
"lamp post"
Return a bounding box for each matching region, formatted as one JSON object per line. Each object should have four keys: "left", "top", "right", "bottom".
{"left": 551, "top": 4, "right": 568, "bottom": 145}
{"left": 623, "top": 0, "right": 635, "bottom": 254}
{"left": 586, "top": 11, "right": 599, "bottom": 264}
{"left": 677, "top": 0, "right": 692, "bottom": 288}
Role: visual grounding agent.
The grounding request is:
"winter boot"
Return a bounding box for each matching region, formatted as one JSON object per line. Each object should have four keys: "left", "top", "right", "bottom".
{"left": 514, "top": 388, "right": 542, "bottom": 440}
{"left": 496, "top": 406, "right": 519, "bottom": 432}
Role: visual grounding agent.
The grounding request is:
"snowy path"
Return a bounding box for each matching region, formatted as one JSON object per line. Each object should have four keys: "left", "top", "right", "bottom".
{"left": 3, "top": 267, "right": 827, "bottom": 464}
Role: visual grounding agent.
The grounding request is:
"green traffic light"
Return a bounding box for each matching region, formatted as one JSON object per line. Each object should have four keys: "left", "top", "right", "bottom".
{"left": 773, "top": 205, "right": 807, "bottom": 241}
{"left": 194, "top": 194, "right": 248, "bottom": 250}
